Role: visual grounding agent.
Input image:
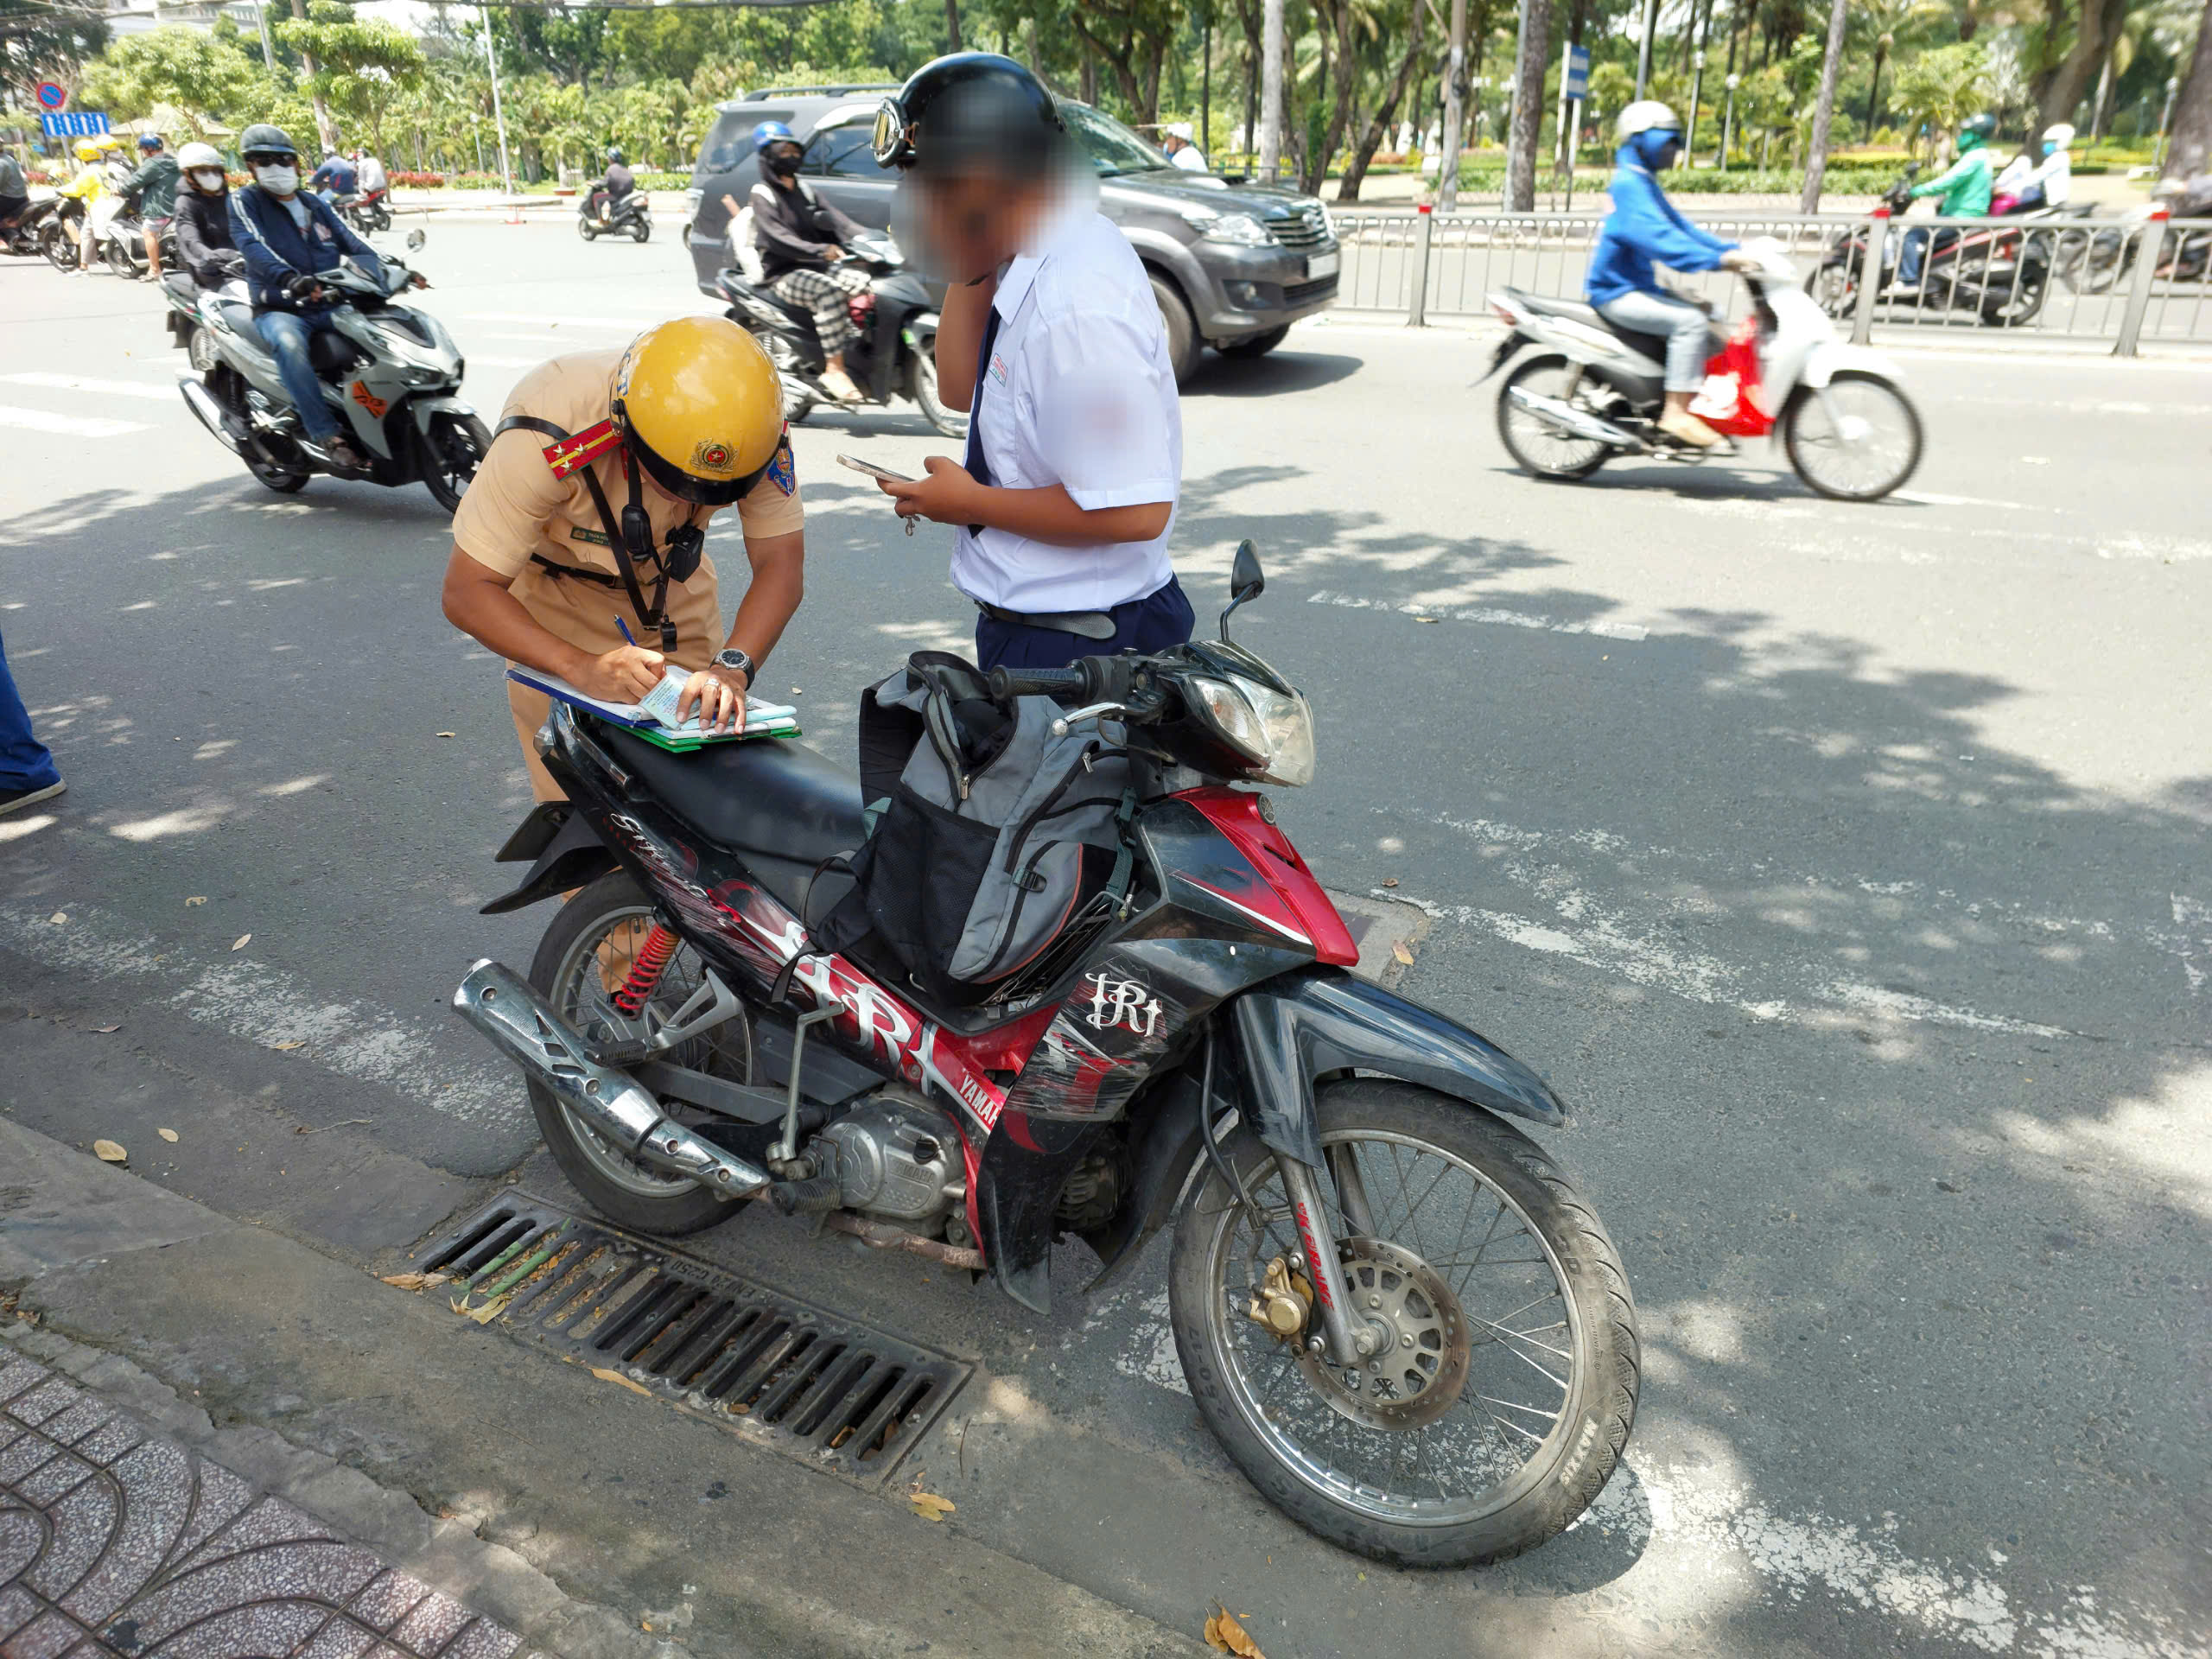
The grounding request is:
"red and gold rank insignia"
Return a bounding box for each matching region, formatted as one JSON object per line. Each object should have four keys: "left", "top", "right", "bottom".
{"left": 541, "top": 417, "right": 623, "bottom": 479}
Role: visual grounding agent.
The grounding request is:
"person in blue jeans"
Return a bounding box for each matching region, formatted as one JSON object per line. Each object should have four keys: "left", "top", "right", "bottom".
{"left": 229, "top": 122, "right": 404, "bottom": 473}
{"left": 0, "top": 626, "right": 64, "bottom": 817}
{"left": 1586, "top": 100, "right": 1760, "bottom": 448}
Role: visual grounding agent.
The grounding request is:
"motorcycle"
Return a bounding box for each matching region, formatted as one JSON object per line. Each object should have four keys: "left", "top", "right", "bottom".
{"left": 2054, "top": 195, "right": 2212, "bottom": 293}
{"left": 91, "top": 209, "right": 181, "bottom": 281}
{"left": 1, "top": 197, "right": 66, "bottom": 260}
{"left": 1809, "top": 167, "right": 2054, "bottom": 327}
{"left": 578, "top": 188, "right": 651, "bottom": 244}
{"left": 177, "top": 229, "right": 491, "bottom": 509}
{"left": 342, "top": 188, "right": 392, "bottom": 234}
{"left": 1487, "top": 237, "right": 1923, "bottom": 502}
{"left": 39, "top": 197, "right": 84, "bottom": 270}
{"left": 718, "top": 226, "right": 965, "bottom": 439}
{"left": 450, "top": 544, "right": 1640, "bottom": 1567}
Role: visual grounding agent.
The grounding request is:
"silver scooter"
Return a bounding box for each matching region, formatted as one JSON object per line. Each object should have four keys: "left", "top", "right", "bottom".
{"left": 178, "top": 228, "right": 489, "bottom": 507}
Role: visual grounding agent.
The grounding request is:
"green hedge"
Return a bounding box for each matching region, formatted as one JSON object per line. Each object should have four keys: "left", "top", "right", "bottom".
{"left": 1452, "top": 160, "right": 1904, "bottom": 196}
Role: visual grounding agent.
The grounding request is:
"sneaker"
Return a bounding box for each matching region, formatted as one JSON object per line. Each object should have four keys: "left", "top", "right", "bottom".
{"left": 1656, "top": 409, "right": 1724, "bottom": 449}
{"left": 0, "top": 779, "right": 65, "bottom": 817}
{"left": 818, "top": 365, "right": 866, "bottom": 404}
{"left": 323, "top": 435, "right": 367, "bottom": 471}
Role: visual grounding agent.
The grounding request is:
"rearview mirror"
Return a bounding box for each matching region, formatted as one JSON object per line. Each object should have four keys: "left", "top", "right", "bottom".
{"left": 405, "top": 228, "right": 426, "bottom": 251}
{"left": 1219, "top": 539, "right": 1265, "bottom": 641}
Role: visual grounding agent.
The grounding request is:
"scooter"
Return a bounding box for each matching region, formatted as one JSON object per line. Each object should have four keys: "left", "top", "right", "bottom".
{"left": 91, "top": 209, "right": 180, "bottom": 281}
{"left": 578, "top": 189, "right": 651, "bottom": 243}
{"left": 342, "top": 188, "right": 392, "bottom": 233}
{"left": 718, "top": 226, "right": 965, "bottom": 438}
{"left": 451, "top": 542, "right": 1638, "bottom": 1568}
{"left": 177, "top": 229, "right": 491, "bottom": 509}
{"left": 39, "top": 198, "right": 84, "bottom": 270}
{"left": 1811, "top": 168, "right": 2053, "bottom": 327}
{"left": 0, "top": 197, "right": 66, "bottom": 259}
{"left": 1487, "top": 237, "right": 1923, "bottom": 502}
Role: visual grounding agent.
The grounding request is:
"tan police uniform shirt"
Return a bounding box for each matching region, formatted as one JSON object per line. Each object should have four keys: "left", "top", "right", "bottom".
{"left": 452, "top": 347, "right": 804, "bottom": 799}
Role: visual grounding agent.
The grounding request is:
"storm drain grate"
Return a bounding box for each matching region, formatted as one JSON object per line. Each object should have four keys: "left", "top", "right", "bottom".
{"left": 414, "top": 1195, "right": 970, "bottom": 1485}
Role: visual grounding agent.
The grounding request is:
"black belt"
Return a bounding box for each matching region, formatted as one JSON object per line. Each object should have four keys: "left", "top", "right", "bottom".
{"left": 973, "top": 599, "right": 1116, "bottom": 640}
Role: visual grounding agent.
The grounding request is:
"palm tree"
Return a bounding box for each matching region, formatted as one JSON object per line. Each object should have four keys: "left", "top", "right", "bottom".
{"left": 1857, "top": 0, "right": 1946, "bottom": 140}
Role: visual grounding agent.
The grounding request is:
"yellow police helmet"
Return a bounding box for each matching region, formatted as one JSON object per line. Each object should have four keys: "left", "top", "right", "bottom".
{"left": 611, "top": 316, "right": 785, "bottom": 506}
{"left": 75, "top": 137, "right": 118, "bottom": 162}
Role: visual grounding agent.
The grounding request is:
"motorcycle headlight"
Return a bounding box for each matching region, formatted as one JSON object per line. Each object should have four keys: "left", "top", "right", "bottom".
{"left": 1188, "top": 675, "right": 1317, "bottom": 787}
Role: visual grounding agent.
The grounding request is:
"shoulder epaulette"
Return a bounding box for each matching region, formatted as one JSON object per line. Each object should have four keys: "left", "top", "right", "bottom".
{"left": 543, "top": 418, "right": 623, "bottom": 479}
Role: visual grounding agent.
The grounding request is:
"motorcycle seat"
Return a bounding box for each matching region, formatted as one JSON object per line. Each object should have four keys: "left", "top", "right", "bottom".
{"left": 748, "top": 284, "right": 818, "bottom": 326}
{"left": 595, "top": 722, "right": 867, "bottom": 919}
{"left": 1505, "top": 287, "right": 1681, "bottom": 368}
{"left": 161, "top": 272, "right": 198, "bottom": 303}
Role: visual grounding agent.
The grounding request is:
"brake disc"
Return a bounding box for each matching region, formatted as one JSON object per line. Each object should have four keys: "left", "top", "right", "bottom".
{"left": 1296, "top": 1237, "right": 1471, "bottom": 1431}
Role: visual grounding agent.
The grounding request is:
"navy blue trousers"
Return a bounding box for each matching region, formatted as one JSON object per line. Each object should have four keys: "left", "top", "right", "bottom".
{"left": 0, "top": 625, "right": 60, "bottom": 794}
{"left": 974, "top": 576, "right": 1195, "bottom": 672}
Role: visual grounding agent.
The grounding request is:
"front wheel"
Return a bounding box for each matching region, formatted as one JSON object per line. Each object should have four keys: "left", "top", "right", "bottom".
{"left": 105, "top": 238, "right": 138, "bottom": 280}
{"left": 418, "top": 409, "right": 493, "bottom": 512}
{"left": 187, "top": 322, "right": 219, "bottom": 375}
{"left": 909, "top": 340, "right": 969, "bottom": 440}
{"left": 1783, "top": 371, "right": 1923, "bottom": 502}
{"left": 1495, "top": 353, "right": 1611, "bottom": 481}
{"left": 1806, "top": 257, "right": 1858, "bottom": 320}
{"left": 41, "top": 221, "right": 79, "bottom": 271}
{"left": 1170, "top": 1080, "right": 1639, "bottom": 1567}
{"left": 1149, "top": 273, "right": 1201, "bottom": 385}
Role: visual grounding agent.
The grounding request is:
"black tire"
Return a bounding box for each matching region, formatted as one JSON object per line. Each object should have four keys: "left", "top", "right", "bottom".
{"left": 577, "top": 215, "right": 597, "bottom": 242}
{"left": 1494, "top": 353, "right": 1611, "bottom": 481}
{"left": 41, "top": 220, "right": 79, "bottom": 271}
{"left": 524, "top": 870, "right": 753, "bottom": 1236}
{"left": 418, "top": 409, "right": 493, "bottom": 512}
{"left": 1169, "top": 1081, "right": 1638, "bottom": 1567}
{"left": 1783, "top": 370, "right": 1923, "bottom": 502}
{"left": 1979, "top": 266, "right": 2048, "bottom": 327}
{"left": 105, "top": 239, "right": 138, "bottom": 280}
{"left": 632, "top": 216, "right": 652, "bottom": 244}
{"left": 1218, "top": 323, "right": 1291, "bottom": 359}
{"left": 187, "top": 323, "right": 219, "bottom": 376}
{"left": 1805, "top": 257, "right": 1858, "bottom": 320}
{"left": 246, "top": 453, "right": 311, "bottom": 493}
{"left": 908, "top": 340, "right": 969, "bottom": 440}
{"left": 1149, "top": 272, "right": 1202, "bottom": 385}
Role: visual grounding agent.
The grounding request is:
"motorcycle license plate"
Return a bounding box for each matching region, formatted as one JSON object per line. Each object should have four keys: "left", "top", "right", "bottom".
{"left": 1306, "top": 251, "right": 1339, "bottom": 279}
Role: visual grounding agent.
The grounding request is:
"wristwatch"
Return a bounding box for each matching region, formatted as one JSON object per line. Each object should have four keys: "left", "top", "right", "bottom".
{"left": 711, "top": 647, "right": 756, "bottom": 682}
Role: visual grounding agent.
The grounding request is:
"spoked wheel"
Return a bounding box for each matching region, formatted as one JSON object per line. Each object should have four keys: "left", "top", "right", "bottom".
{"left": 1495, "top": 353, "right": 1613, "bottom": 481}
{"left": 526, "top": 870, "right": 756, "bottom": 1236}
{"left": 1783, "top": 370, "right": 1923, "bottom": 502}
{"left": 909, "top": 340, "right": 969, "bottom": 440}
{"left": 42, "top": 221, "right": 79, "bottom": 271}
{"left": 418, "top": 409, "right": 493, "bottom": 512}
{"left": 1170, "top": 1081, "right": 1639, "bottom": 1567}
{"left": 1805, "top": 258, "right": 1858, "bottom": 319}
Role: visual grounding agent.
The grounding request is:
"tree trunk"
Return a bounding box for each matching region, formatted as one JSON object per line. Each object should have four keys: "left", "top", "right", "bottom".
{"left": 1309, "top": 0, "right": 1360, "bottom": 194}
{"left": 944, "top": 0, "right": 961, "bottom": 53}
{"left": 2165, "top": 0, "right": 2212, "bottom": 181}
{"left": 1864, "top": 41, "right": 1887, "bottom": 141}
{"left": 1259, "top": 0, "right": 1285, "bottom": 178}
{"left": 1082, "top": 51, "right": 1098, "bottom": 105}
{"left": 1799, "top": 0, "right": 1847, "bottom": 210}
{"left": 2039, "top": 0, "right": 2130, "bottom": 130}
{"left": 1338, "top": 0, "right": 1429, "bottom": 200}
{"left": 1506, "top": 0, "right": 1552, "bottom": 209}
{"left": 289, "top": 0, "right": 337, "bottom": 153}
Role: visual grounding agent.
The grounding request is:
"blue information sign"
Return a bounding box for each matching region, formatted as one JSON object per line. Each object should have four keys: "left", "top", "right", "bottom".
{"left": 1563, "top": 44, "right": 1591, "bottom": 100}
{"left": 40, "top": 111, "right": 110, "bottom": 137}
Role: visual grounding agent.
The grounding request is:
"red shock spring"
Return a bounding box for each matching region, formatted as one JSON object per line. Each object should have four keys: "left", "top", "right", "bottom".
{"left": 610, "top": 923, "right": 679, "bottom": 1018}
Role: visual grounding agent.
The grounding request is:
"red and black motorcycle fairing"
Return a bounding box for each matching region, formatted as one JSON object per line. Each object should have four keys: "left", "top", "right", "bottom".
{"left": 487, "top": 701, "right": 1570, "bottom": 1313}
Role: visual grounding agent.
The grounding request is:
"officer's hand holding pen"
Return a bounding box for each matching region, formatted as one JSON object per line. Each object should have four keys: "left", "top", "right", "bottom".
{"left": 877, "top": 455, "right": 979, "bottom": 527}
{"left": 574, "top": 624, "right": 664, "bottom": 704}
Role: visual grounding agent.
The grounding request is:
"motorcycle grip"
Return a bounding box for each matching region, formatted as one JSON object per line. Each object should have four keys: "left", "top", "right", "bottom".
{"left": 987, "top": 664, "right": 1090, "bottom": 702}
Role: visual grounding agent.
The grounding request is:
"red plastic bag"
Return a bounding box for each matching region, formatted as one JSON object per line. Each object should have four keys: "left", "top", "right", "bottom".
{"left": 1689, "top": 322, "right": 1771, "bottom": 437}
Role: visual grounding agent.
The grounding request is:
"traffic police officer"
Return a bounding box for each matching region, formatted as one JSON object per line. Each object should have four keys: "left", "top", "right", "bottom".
{"left": 868, "top": 54, "right": 1191, "bottom": 671}
{"left": 440, "top": 315, "right": 804, "bottom": 802}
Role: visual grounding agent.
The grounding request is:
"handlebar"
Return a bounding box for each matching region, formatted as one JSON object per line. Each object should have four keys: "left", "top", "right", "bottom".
{"left": 988, "top": 664, "right": 1090, "bottom": 701}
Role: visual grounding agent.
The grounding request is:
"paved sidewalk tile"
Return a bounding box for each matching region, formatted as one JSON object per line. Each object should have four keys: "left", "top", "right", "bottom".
{"left": 0, "top": 1357, "right": 540, "bottom": 1659}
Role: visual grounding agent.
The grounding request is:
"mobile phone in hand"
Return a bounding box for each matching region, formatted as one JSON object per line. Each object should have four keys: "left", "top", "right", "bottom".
{"left": 836, "top": 453, "right": 916, "bottom": 485}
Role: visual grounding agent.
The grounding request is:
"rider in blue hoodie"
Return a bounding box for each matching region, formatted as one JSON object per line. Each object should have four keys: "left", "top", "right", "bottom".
{"left": 1586, "top": 100, "right": 1758, "bottom": 448}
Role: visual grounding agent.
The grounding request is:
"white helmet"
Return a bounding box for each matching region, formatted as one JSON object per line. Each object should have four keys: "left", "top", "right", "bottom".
{"left": 1617, "top": 100, "right": 1681, "bottom": 143}
{"left": 2042, "top": 123, "right": 2075, "bottom": 149}
{"left": 178, "top": 141, "right": 223, "bottom": 170}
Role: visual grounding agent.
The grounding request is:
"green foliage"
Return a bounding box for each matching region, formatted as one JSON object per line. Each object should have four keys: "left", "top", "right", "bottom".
{"left": 1891, "top": 40, "right": 1988, "bottom": 154}
{"left": 76, "top": 24, "right": 260, "bottom": 137}
{"left": 276, "top": 1, "right": 426, "bottom": 153}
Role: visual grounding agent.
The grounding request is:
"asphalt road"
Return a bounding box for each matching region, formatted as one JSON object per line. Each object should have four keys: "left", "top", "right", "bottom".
{"left": 2, "top": 221, "right": 2207, "bottom": 1658}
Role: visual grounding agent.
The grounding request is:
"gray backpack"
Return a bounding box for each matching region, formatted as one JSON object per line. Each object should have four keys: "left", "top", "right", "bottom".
{"left": 811, "top": 653, "right": 1135, "bottom": 1003}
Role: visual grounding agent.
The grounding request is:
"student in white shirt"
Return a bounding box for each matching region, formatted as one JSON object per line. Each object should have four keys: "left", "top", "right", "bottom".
{"left": 1162, "top": 124, "right": 1211, "bottom": 172}
{"left": 868, "top": 53, "right": 1191, "bottom": 671}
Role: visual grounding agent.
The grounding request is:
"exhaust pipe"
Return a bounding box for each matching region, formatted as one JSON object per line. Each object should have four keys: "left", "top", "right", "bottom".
{"left": 1505, "top": 385, "right": 1643, "bottom": 448}
{"left": 452, "top": 959, "right": 771, "bottom": 1200}
{"left": 179, "top": 377, "right": 247, "bottom": 456}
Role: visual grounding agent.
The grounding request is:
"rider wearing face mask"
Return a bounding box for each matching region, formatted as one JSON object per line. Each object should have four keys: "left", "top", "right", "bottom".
{"left": 1585, "top": 101, "right": 1760, "bottom": 449}
{"left": 741, "top": 120, "right": 869, "bottom": 404}
{"left": 227, "top": 123, "right": 401, "bottom": 472}
{"left": 170, "top": 143, "right": 243, "bottom": 291}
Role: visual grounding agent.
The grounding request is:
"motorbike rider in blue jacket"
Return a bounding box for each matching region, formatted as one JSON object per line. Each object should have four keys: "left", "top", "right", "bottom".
{"left": 228, "top": 122, "right": 398, "bottom": 472}
{"left": 1586, "top": 100, "right": 1758, "bottom": 448}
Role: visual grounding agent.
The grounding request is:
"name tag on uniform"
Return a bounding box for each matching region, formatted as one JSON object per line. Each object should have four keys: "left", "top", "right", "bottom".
{"left": 569, "top": 524, "right": 611, "bottom": 546}
{"left": 988, "top": 353, "right": 1008, "bottom": 386}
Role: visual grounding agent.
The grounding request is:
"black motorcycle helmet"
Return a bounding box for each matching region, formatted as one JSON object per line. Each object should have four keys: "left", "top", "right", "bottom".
{"left": 872, "top": 52, "right": 1067, "bottom": 177}
{"left": 238, "top": 124, "right": 298, "bottom": 168}
{"left": 605, "top": 145, "right": 624, "bottom": 164}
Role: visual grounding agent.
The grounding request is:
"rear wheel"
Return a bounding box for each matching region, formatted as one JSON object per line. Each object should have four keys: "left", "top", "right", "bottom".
{"left": 1169, "top": 1081, "right": 1639, "bottom": 1567}
{"left": 1149, "top": 272, "right": 1201, "bottom": 384}
{"left": 1979, "top": 268, "right": 2048, "bottom": 327}
{"left": 1783, "top": 371, "right": 1923, "bottom": 502}
{"left": 105, "top": 238, "right": 137, "bottom": 280}
{"left": 1218, "top": 323, "right": 1291, "bottom": 359}
{"left": 761, "top": 331, "right": 817, "bottom": 424}
{"left": 41, "top": 219, "right": 79, "bottom": 271}
{"left": 1495, "top": 353, "right": 1612, "bottom": 481}
{"left": 632, "top": 216, "right": 652, "bottom": 244}
{"left": 419, "top": 410, "right": 493, "bottom": 512}
{"left": 577, "top": 215, "right": 597, "bottom": 242}
{"left": 246, "top": 450, "right": 311, "bottom": 493}
{"left": 909, "top": 340, "right": 969, "bottom": 440}
{"left": 527, "top": 870, "right": 756, "bottom": 1236}
{"left": 1806, "top": 257, "right": 1858, "bottom": 319}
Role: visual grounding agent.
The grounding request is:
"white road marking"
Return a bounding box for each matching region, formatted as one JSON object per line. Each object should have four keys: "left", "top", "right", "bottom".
{"left": 0, "top": 405, "right": 151, "bottom": 440}
{"left": 1306, "top": 589, "right": 1651, "bottom": 641}
{"left": 0, "top": 902, "right": 519, "bottom": 1125}
{"left": 1891, "top": 489, "right": 2058, "bottom": 512}
{"left": 1, "top": 372, "right": 178, "bottom": 401}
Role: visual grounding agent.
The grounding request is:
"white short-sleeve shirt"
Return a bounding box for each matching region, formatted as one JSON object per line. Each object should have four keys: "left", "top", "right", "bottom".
{"left": 949, "top": 206, "right": 1182, "bottom": 614}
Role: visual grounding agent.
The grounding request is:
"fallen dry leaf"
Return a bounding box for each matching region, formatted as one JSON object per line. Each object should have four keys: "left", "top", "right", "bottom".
{"left": 1380, "top": 877, "right": 1399, "bottom": 888}
{"left": 92, "top": 1024, "right": 121, "bottom": 1033}
{"left": 48, "top": 911, "right": 66, "bottom": 925}
{"left": 92, "top": 1140, "right": 127, "bottom": 1164}
{"left": 270, "top": 1040, "right": 305, "bottom": 1051}
{"left": 1391, "top": 940, "right": 1415, "bottom": 967}
{"left": 185, "top": 896, "right": 207, "bottom": 906}
{"left": 231, "top": 933, "right": 251, "bottom": 951}
{"left": 380, "top": 1271, "right": 451, "bottom": 1292}
{"left": 1204, "top": 1608, "right": 1265, "bottom": 1656}
{"left": 591, "top": 1365, "right": 652, "bottom": 1397}
{"left": 450, "top": 1293, "right": 512, "bottom": 1325}
{"left": 157, "top": 1128, "right": 179, "bottom": 1143}
{"left": 908, "top": 1491, "right": 956, "bottom": 1521}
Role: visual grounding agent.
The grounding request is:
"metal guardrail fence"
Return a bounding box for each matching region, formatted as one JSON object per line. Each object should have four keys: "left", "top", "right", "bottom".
{"left": 1328, "top": 207, "right": 2212, "bottom": 354}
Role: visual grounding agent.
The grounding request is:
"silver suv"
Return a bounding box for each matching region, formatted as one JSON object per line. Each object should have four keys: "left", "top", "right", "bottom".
{"left": 685, "top": 87, "right": 1339, "bottom": 381}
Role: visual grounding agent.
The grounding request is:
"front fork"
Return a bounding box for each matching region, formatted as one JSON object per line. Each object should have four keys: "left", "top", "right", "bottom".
{"left": 1277, "top": 1152, "right": 1382, "bottom": 1367}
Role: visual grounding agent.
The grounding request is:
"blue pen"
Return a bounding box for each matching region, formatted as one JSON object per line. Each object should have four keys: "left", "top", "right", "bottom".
{"left": 614, "top": 614, "right": 639, "bottom": 647}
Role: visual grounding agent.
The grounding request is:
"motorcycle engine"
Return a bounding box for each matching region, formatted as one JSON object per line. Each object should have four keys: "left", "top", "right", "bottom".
{"left": 810, "top": 1093, "right": 963, "bottom": 1225}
